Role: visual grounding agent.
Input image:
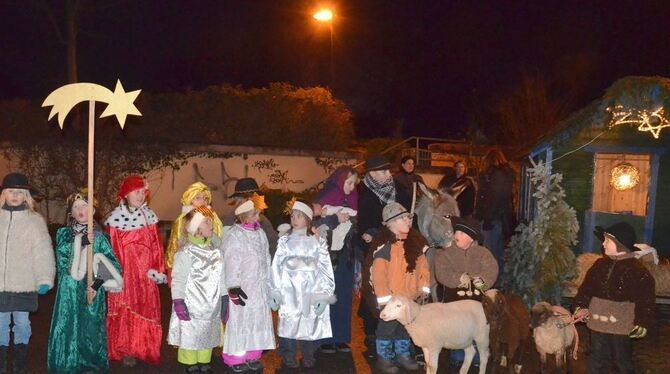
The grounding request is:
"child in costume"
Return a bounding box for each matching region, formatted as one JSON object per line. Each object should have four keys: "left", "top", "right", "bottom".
{"left": 47, "top": 190, "right": 123, "bottom": 373}
{"left": 370, "top": 202, "right": 430, "bottom": 374}
{"left": 165, "top": 182, "right": 223, "bottom": 272}
{"left": 313, "top": 166, "right": 359, "bottom": 252}
{"left": 0, "top": 173, "right": 55, "bottom": 374}
{"left": 573, "top": 222, "right": 655, "bottom": 374}
{"left": 106, "top": 175, "right": 166, "bottom": 367}
{"left": 270, "top": 200, "right": 335, "bottom": 369}
{"left": 221, "top": 195, "right": 275, "bottom": 372}
{"left": 168, "top": 206, "right": 224, "bottom": 374}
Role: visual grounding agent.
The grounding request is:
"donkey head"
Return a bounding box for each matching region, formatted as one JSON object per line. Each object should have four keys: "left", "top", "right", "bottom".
{"left": 415, "top": 183, "right": 460, "bottom": 247}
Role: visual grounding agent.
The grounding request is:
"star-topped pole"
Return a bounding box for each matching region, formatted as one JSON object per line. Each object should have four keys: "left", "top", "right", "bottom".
{"left": 42, "top": 80, "right": 142, "bottom": 304}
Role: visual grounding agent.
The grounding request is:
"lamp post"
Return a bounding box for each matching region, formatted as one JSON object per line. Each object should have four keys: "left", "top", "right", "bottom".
{"left": 313, "top": 8, "right": 334, "bottom": 86}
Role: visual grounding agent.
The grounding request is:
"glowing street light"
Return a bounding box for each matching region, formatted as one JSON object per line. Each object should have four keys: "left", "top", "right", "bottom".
{"left": 313, "top": 8, "right": 333, "bottom": 22}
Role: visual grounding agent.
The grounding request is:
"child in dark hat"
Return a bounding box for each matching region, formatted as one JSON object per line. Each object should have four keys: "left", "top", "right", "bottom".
{"left": 0, "top": 173, "right": 55, "bottom": 373}
{"left": 573, "top": 221, "right": 655, "bottom": 374}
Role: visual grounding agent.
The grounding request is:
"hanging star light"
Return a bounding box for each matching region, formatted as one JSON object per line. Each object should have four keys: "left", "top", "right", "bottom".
{"left": 610, "top": 162, "right": 640, "bottom": 191}
{"left": 607, "top": 105, "right": 670, "bottom": 138}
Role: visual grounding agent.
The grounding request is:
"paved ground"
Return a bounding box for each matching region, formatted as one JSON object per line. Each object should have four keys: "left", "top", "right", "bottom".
{"left": 15, "top": 285, "right": 670, "bottom": 373}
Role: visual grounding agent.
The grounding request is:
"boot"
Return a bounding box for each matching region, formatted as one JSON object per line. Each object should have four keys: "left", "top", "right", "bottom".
{"left": 375, "top": 340, "right": 398, "bottom": 373}
{"left": 394, "top": 340, "right": 419, "bottom": 370}
{"left": 0, "top": 346, "right": 7, "bottom": 374}
{"left": 13, "top": 344, "right": 27, "bottom": 374}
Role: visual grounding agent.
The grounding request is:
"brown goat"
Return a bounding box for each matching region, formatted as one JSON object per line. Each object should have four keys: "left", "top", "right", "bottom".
{"left": 482, "top": 290, "right": 531, "bottom": 374}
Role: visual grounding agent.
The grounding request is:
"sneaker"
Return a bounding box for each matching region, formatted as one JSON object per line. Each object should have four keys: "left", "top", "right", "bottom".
{"left": 396, "top": 355, "right": 419, "bottom": 370}
{"left": 199, "top": 364, "right": 213, "bottom": 373}
{"left": 184, "top": 365, "right": 200, "bottom": 373}
{"left": 320, "top": 344, "right": 337, "bottom": 353}
{"left": 335, "top": 343, "right": 351, "bottom": 352}
{"left": 246, "top": 360, "right": 264, "bottom": 371}
{"left": 231, "top": 364, "right": 248, "bottom": 373}
{"left": 122, "top": 356, "right": 137, "bottom": 367}
{"left": 375, "top": 358, "right": 399, "bottom": 374}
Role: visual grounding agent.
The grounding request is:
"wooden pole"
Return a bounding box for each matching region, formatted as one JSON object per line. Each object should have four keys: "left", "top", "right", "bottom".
{"left": 87, "top": 100, "right": 95, "bottom": 305}
{"left": 410, "top": 181, "right": 417, "bottom": 215}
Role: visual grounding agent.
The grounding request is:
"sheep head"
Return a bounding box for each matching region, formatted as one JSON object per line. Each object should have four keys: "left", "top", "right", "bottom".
{"left": 380, "top": 295, "right": 416, "bottom": 325}
{"left": 530, "top": 302, "right": 554, "bottom": 328}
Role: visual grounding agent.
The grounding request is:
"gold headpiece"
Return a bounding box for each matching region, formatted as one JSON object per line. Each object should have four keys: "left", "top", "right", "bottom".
{"left": 250, "top": 193, "right": 268, "bottom": 211}
{"left": 283, "top": 196, "right": 297, "bottom": 215}
{"left": 67, "top": 188, "right": 98, "bottom": 210}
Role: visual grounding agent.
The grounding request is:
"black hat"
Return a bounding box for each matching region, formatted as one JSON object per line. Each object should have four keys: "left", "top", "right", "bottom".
{"left": 365, "top": 154, "right": 391, "bottom": 173}
{"left": 1, "top": 173, "right": 41, "bottom": 198}
{"left": 451, "top": 216, "right": 482, "bottom": 242}
{"left": 594, "top": 222, "right": 637, "bottom": 252}
{"left": 228, "top": 178, "right": 260, "bottom": 198}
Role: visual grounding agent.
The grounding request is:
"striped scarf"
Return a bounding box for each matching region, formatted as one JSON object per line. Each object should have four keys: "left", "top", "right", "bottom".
{"left": 364, "top": 173, "right": 396, "bottom": 205}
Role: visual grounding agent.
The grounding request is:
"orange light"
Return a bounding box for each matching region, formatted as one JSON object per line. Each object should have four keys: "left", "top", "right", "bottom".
{"left": 313, "top": 8, "right": 333, "bottom": 22}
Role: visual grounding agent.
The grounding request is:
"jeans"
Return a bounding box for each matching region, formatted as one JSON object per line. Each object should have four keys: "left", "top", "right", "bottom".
{"left": 0, "top": 311, "right": 31, "bottom": 346}
{"left": 279, "top": 337, "right": 320, "bottom": 365}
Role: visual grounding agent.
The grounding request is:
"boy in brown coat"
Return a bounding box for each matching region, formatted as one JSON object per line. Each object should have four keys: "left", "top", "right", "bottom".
{"left": 370, "top": 203, "right": 430, "bottom": 373}
{"left": 573, "top": 222, "right": 655, "bottom": 374}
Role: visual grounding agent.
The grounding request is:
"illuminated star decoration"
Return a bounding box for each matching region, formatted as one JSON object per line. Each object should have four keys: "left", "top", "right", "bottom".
{"left": 42, "top": 80, "right": 141, "bottom": 129}
{"left": 607, "top": 105, "right": 670, "bottom": 139}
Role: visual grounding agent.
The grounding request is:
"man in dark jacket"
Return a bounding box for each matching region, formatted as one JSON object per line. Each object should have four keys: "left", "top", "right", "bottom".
{"left": 357, "top": 155, "right": 411, "bottom": 348}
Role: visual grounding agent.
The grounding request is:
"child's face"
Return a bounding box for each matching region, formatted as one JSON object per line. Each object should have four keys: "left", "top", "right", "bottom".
{"left": 71, "top": 200, "right": 89, "bottom": 224}
{"left": 126, "top": 188, "right": 146, "bottom": 208}
{"left": 387, "top": 214, "right": 412, "bottom": 237}
{"left": 603, "top": 237, "right": 619, "bottom": 256}
{"left": 191, "top": 192, "right": 208, "bottom": 208}
{"left": 291, "top": 210, "right": 309, "bottom": 230}
{"left": 243, "top": 210, "right": 260, "bottom": 224}
{"left": 343, "top": 173, "right": 357, "bottom": 195}
{"left": 454, "top": 230, "right": 474, "bottom": 250}
{"left": 197, "top": 218, "right": 214, "bottom": 238}
{"left": 3, "top": 188, "right": 27, "bottom": 207}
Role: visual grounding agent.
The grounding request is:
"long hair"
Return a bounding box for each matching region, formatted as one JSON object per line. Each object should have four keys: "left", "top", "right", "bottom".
{"left": 0, "top": 189, "right": 35, "bottom": 211}
{"left": 483, "top": 148, "right": 509, "bottom": 173}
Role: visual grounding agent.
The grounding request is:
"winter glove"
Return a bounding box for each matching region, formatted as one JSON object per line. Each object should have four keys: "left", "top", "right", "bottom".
{"left": 173, "top": 299, "right": 191, "bottom": 321}
{"left": 37, "top": 284, "right": 50, "bottom": 295}
{"left": 629, "top": 325, "right": 647, "bottom": 339}
{"left": 459, "top": 272, "right": 472, "bottom": 288}
{"left": 147, "top": 269, "right": 168, "bottom": 284}
{"left": 221, "top": 295, "right": 229, "bottom": 323}
{"left": 313, "top": 302, "right": 327, "bottom": 316}
{"left": 473, "top": 277, "right": 488, "bottom": 292}
{"left": 81, "top": 235, "right": 91, "bottom": 247}
{"left": 269, "top": 296, "right": 281, "bottom": 311}
{"left": 228, "top": 287, "right": 248, "bottom": 306}
{"left": 91, "top": 278, "right": 105, "bottom": 291}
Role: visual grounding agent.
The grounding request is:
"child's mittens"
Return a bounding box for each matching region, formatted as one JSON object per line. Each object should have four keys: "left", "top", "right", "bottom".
{"left": 629, "top": 325, "right": 647, "bottom": 339}
{"left": 228, "top": 287, "right": 248, "bottom": 306}
{"left": 313, "top": 302, "right": 327, "bottom": 316}
{"left": 473, "top": 276, "right": 488, "bottom": 292}
{"left": 147, "top": 269, "right": 167, "bottom": 284}
{"left": 37, "top": 284, "right": 50, "bottom": 295}
{"left": 173, "top": 299, "right": 191, "bottom": 321}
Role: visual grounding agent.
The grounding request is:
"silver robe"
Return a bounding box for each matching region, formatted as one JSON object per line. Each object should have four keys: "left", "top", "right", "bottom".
{"left": 270, "top": 230, "right": 335, "bottom": 340}
{"left": 221, "top": 224, "right": 276, "bottom": 355}
{"left": 167, "top": 241, "right": 223, "bottom": 350}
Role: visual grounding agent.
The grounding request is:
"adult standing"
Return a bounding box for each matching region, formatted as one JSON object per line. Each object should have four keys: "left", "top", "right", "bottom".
{"left": 438, "top": 160, "right": 476, "bottom": 218}
{"left": 476, "top": 149, "right": 514, "bottom": 277}
{"left": 223, "top": 178, "right": 279, "bottom": 255}
{"left": 393, "top": 156, "right": 423, "bottom": 198}
{"left": 358, "top": 155, "right": 411, "bottom": 348}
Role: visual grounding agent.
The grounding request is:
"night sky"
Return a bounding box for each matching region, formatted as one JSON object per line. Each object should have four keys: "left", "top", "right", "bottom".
{"left": 2, "top": 1, "right": 670, "bottom": 138}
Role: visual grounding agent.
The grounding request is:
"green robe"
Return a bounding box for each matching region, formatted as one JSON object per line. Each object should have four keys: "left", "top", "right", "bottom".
{"left": 47, "top": 227, "right": 122, "bottom": 374}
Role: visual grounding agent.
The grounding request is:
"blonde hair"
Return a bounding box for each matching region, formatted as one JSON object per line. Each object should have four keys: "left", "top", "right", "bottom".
{"left": 236, "top": 209, "right": 259, "bottom": 224}
{"left": 0, "top": 189, "right": 35, "bottom": 211}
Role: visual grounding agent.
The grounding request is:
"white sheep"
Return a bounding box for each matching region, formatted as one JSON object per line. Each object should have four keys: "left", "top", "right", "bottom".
{"left": 531, "top": 302, "right": 579, "bottom": 370}
{"left": 379, "top": 295, "right": 490, "bottom": 374}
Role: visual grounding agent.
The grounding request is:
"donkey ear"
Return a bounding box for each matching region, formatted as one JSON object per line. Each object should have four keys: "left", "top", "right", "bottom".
{"left": 418, "top": 182, "right": 437, "bottom": 201}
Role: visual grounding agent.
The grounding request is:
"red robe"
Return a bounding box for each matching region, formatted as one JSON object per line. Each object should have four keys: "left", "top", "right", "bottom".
{"left": 106, "top": 212, "right": 164, "bottom": 365}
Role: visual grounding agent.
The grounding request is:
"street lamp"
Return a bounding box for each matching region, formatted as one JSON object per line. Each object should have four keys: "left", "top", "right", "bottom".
{"left": 313, "top": 8, "right": 334, "bottom": 86}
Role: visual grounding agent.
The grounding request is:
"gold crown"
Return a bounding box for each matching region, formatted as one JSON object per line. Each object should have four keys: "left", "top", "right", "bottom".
{"left": 283, "top": 196, "right": 297, "bottom": 215}
{"left": 250, "top": 193, "right": 268, "bottom": 211}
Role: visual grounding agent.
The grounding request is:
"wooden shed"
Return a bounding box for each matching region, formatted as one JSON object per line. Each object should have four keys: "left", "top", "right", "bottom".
{"left": 523, "top": 76, "right": 670, "bottom": 256}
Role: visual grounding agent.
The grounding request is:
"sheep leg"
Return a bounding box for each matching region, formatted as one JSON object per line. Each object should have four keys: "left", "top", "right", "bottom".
{"left": 477, "top": 342, "right": 489, "bottom": 374}
{"left": 460, "top": 345, "right": 475, "bottom": 374}
{"left": 423, "top": 347, "right": 439, "bottom": 374}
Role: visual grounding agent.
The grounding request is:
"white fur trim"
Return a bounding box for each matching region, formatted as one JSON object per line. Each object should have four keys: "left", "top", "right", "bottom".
{"left": 105, "top": 204, "right": 158, "bottom": 231}
{"left": 187, "top": 212, "right": 206, "bottom": 235}
{"left": 70, "top": 234, "right": 86, "bottom": 281}
{"left": 234, "top": 200, "right": 254, "bottom": 215}
{"left": 147, "top": 268, "right": 168, "bottom": 284}
{"left": 93, "top": 253, "right": 123, "bottom": 293}
{"left": 292, "top": 201, "right": 313, "bottom": 220}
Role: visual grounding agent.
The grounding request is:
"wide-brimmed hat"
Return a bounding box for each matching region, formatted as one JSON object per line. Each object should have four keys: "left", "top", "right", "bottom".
{"left": 594, "top": 222, "right": 637, "bottom": 252}
{"left": 229, "top": 178, "right": 260, "bottom": 198}
{"left": 365, "top": 155, "right": 391, "bottom": 173}
{"left": 451, "top": 216, "right": 482, "bottom": 242}
{"left": 1, "top": 173, "right": 41, "bottom": 198}
{"left": 382, "top": 202, "right": 411, "bottom": 224}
